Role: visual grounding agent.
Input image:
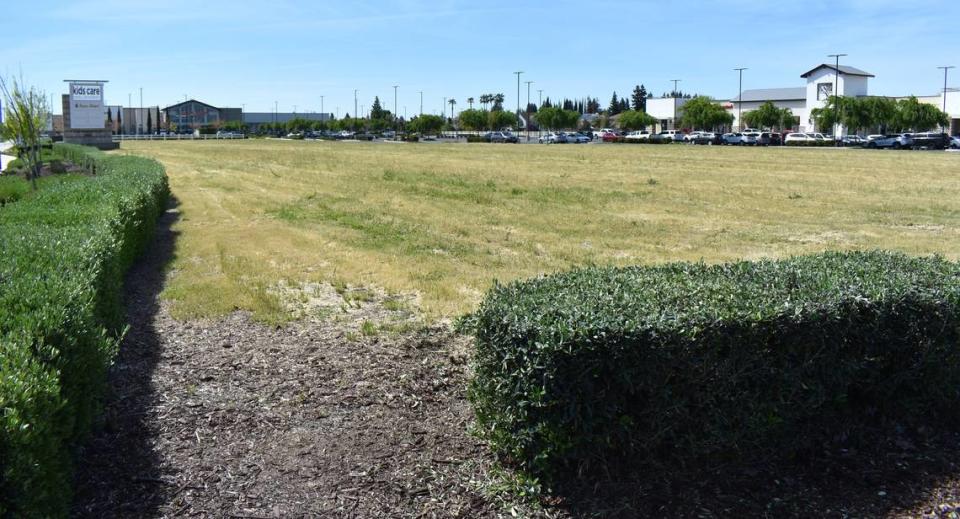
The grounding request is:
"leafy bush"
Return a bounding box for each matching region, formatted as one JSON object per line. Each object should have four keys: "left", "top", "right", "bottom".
{"left": 468, "top": 252, "right": 960, "bottom": 481}
{"left": 403, "top": 134, "right": 420, "bottom": 143}
{"left": 0, "top": 143, "right": 168, "bottom": 516}
{"left": 0, "top": 176, "right": 30, "bottom": 206}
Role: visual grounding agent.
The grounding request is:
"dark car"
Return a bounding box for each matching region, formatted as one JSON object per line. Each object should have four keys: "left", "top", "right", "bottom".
{"left": 488, "top": 131, "right": 518, "bottom": 143}
{"left": 910, "top": 132, "right": 951, "bottom": 150}
{"left": 691, "top": 132, "right": 721, "bottom": 145}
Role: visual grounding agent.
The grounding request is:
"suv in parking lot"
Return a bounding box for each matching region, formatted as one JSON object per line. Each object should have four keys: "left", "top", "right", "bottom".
{"left": 910, "top": 132, "right": 951, "bottom": 150}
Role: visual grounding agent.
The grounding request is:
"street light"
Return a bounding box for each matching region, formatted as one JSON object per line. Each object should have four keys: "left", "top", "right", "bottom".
{"left": 938, "top": 66, "right": 955, "bottom": 133}
{"left": 525, "top": 80, "right": 533, "bottom": 141}
{"left": 734, "top": 68, "right": 747, "bottom": 132}
{"left": 827, "top": 53, "right": 847, "bottom": 144}
{"left": 670, "top": 79, "right": 681, "bottom": 129}
{"left": 354, "top": 89, "right": 358, "bottom": 131}
{"left": 514, "top": 71, "right": 523, "bottom": 131}
{"left": 537, "top": 89, "right": 543, "bottom": 139}
{"left": 418, "top": 91, "right": 423, "bottom": 116}
{"left": 393, "top": 85, "right": 399, "bottom": 137}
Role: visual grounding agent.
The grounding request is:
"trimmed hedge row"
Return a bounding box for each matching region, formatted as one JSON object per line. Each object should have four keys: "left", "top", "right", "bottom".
{"left": 0, "top": 143, "right": 168, "bottom": 517}
{"left": 468, "top": 251, "right": 960, "bottom": 480}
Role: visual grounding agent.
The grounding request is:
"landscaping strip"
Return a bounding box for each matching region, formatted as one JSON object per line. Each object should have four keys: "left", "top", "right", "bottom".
{"left": 0, "top": 143, "right": 168, "bottom": 516}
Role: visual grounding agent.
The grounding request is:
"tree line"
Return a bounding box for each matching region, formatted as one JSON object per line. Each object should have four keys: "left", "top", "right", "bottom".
{"left": 810, "top": 95, "right": 949, "bottom": 134}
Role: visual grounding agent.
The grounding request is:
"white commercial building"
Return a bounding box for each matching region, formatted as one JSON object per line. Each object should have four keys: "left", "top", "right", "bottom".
{"left": 726, "top": 63, "right": 875, "bottom": 135}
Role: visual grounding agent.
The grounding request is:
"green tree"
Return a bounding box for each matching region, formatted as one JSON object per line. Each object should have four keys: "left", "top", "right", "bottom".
{"left": 0, "top": 76, "right": 49, "bottom": 188}
{"left": 678, "top": 96, "right": 733, "bottom": 131}
{"left": 408, "top": 114, "right": 445, "bottom": 134}
{"left": 458, "top": 108, "right": 488, "bottom": 131}
{"left": 467, "top": 97, "right": 474, "bottom": 109}
{"left": 894, "top": 96, "right": 949, "bottom": 132}
{"left": 608, "top": 92, "right": 621, "bottom": 115}
{"left": 147, "top": 109, "right": 152, "bottom": 134}
{"left": 370, "top": 96, "right": 384, "bottom": 120}
{"left": 742, "top": 101, "right": 783, "bottom": 130}
{"left": 106, "top": 106, "right": 113, "bottom": 134}
{"left": 488, "top": 110, "right": 515, "bottom": 130}
{"left": 117, "top": 107, "right": 122, "bottom": 135}
{"left": 491, "top": 93, "right": 505, "bottom": 111}
{"left": 618, "top": 110, "right": 657, "bottom": 131}
{"left": 534, "top": 107, "right": 580, "bottom": 130}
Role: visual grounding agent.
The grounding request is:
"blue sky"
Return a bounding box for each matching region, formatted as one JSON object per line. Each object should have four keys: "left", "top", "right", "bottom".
{"left": 3, "top": 0, "right": 958, "bottom": 117}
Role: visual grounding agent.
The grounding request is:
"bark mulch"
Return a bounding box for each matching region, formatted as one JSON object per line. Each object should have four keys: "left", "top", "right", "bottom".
{"left": 71, "top": 202, "right": 960, "bottom": 518}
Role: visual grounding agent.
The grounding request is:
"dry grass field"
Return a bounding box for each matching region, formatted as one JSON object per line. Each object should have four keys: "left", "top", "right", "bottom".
{"left": 120, "top": 140, "right": 960, "bottom": 322}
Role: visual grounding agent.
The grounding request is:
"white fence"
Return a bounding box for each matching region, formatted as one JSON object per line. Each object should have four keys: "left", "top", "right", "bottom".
{"left": 112, "top": 134, "right": 245, "bottom": 141}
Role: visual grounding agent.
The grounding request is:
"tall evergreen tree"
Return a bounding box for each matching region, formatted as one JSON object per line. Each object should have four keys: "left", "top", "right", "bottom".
{"left": 631, "top": 85, "right": 644, "bottom": 112}
{"left": 147, "top": 109, "right": 152, "bottom": 134}
{"left": 117, "top": 108, "right": 122, "bottom": 134}
{"left": 370, "top": 96, "right": 384, "bottom": 119}
{"left": 637, "top": 85, "right": 648, "bottom": 112}
{"left": 156, "top": 107, "right": 162, "bottom": 131}
{"left": 106, "top": 107, "right": 113, "bottom": 134}
{"left": 608, "top": 92, "right": 620, "bottom": 115}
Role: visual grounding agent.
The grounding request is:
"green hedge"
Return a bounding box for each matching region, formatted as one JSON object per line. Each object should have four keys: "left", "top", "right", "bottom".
{"left": 468, "top": 251, "right": 960, "bottom": 480}
{"left": 0, "top": 143, "right": 168, "bottom": 517}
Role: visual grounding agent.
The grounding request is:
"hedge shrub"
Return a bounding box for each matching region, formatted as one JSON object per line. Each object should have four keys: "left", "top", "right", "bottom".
{"left": 0, "top": 143, "right": 168, "bottom": 517}
{"left": 468, "top": 251, "right": 960, "bottom": 480}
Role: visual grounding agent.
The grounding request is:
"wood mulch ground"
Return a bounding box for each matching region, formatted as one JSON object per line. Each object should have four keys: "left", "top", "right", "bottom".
{"left": 71, "top": 203, "right": 960, "bottom": 518}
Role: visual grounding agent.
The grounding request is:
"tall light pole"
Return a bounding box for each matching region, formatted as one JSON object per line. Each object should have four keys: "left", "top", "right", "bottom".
{"left": 418, "top": 91, "right": 423, "bottom": 116}
{"left": 525, "top": 80, "right": 533, "bottom": 140}
{"left": 827, "top": 53, "right": 847, "bottom": 143}
{"left": 938, "top": 66, "right": 955, "bottom": 133}
{"left": 274, "top": 100, "right": 278, "bottom": 126}
{"left": 393, "top": 85, "right": 399, "bottom": 136}
{"left": 537, "top": 89, "right": 543, "bottom": 139}
{"left": 670, "top": 79, "right": 681, "bottom": 130}
{"left": 354, "top": 89, "right": 358, "bottom": 131}
{"left": 734, "top": 68, "right": 747, "bottom": 131}
{"left": 320, "top": 95, "right": 324, "bottom": 119}
{"left": 514, "top": 71, "right": 523, "bottom": 131}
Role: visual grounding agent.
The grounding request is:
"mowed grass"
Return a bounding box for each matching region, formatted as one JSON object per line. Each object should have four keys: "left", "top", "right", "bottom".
{"left": 119, "top": 140, "right": 960, "bottom": 322}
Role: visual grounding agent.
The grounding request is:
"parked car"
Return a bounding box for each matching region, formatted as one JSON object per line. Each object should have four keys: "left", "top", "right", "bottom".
{"left": 683, "top": 131, "right": 705, "bottom": 142}
{"left": 593, "top": 128, "right": 615, "bottom": 139}
{"left": 768, "top": 132, "right": 783, "bottom": 146}
{"left": 568, "top": 132, "right": 591, "bottom": 143}
{"left": 721, "top": 132, "right": 743, "bottom": 145}
{"left": 910, "top": 132, "right": 951, "bottom": 150}
{"left": 489, "top": 131, "right": 518, "bottom": 143}
{"left": 338, "top": 130, "right": 356, "bottom": 139}
{"left": 539, "top": 132, "right": 566, "bottom": 144}
{"left": 865, "top": 134, "right": 907, "bottom": 149}
{"left": 691, "top": 132, "right": 720, "bottom": 145}
{"left": 784, "top": 133, "right": 813, "bottom": 144}
{"left": 625, "top": 130, "right": 651, "bottom": 141}
{"left": 805, "top": 132, "right": 827, "bottom": 141}
{"left": 354, "top": 132, "right": 375, "bottom": 141}
{"left": 740, "top": 132, "right": 761, "bottom": 145}
{"left": 601, "top": 131, "right": 619, "bottom": 142}
{"left": 952, "top": 135, "right": 960, "bottom": 149}
{"left": 840, "top": 135, "right": 865, "bottom": 146}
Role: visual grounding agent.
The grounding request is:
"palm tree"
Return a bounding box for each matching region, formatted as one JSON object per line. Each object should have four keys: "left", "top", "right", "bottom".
{"left": 479, "top": 94, "right": 490, "bottom": 110}
{"left": 493, "top": 93, "right": 505, "bottom": 111}
{"left": 448, "top": 98, "right": 456, "bottom": 118}
{"left": 467, "top": 97, "right": 474, "bottom": 109}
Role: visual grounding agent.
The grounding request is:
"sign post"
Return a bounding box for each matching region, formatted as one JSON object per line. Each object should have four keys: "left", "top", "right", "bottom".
{"left": 62, "top": 79, "right": 117, "bottom": 149}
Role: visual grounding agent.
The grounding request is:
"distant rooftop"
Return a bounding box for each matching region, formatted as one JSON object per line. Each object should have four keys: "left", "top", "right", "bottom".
{"left": 800, "top": 64, "right": 875, "bottom": 78}
{"left": 729, "top": 87, "right": 806, "bottom": 102}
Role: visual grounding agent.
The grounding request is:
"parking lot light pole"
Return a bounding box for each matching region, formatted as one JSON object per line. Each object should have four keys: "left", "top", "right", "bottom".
{"left": 354, "top": 90, "right": 358, "bottom": 131}
{"left": 938, "top": 66, "right": 955, "bottom": 133}
{"left": 734, "top": 68, "right": 747, "bottom": 132}
{"left": 827, "top": 53, "right": 847, "bottom": 144}
{"left": 514, "top": 71, "right": 523, "bottom": 132}
{"left": 320, "top": 96, "right": 324, "bottom": 120}
{"left": 525, "top": 80, "right": 533, "bottom": 141}
{"left": 418, "top": 91, "right": 423, "bottom": 116}
{"left": 392, "top": 85, "right": 398, "bottom": 137}
{"left": 670, "top": 79, "right": 681, "bottom": 130}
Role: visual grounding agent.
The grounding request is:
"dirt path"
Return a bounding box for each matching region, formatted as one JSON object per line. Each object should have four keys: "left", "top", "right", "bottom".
{"left": 71, "top": 201, "right": 960, "bottom": 518}
{"left": 70, "top": 204, "right": 508, "bottom": 518}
